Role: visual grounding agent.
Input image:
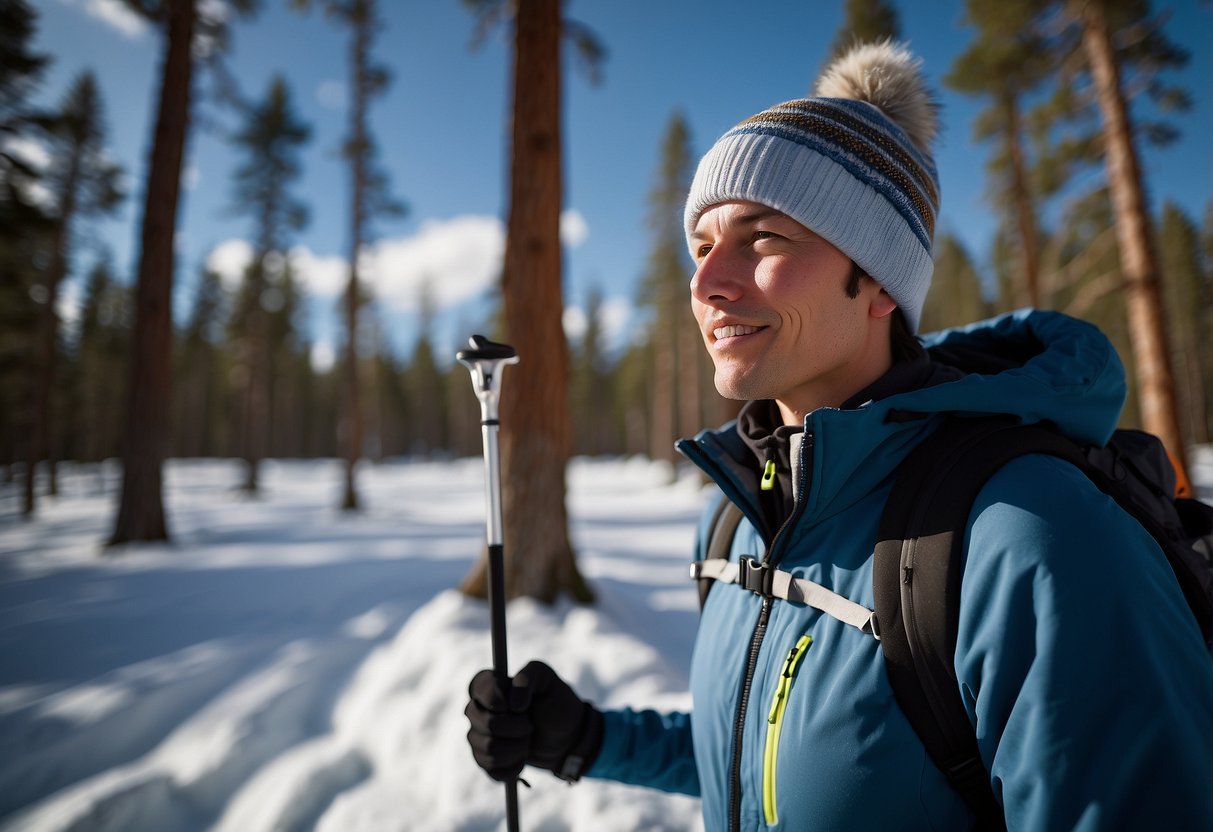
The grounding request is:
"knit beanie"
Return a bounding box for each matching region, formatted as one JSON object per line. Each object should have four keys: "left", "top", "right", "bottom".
{"left": 684, "top": 41, "right": 940, "bottom": 332}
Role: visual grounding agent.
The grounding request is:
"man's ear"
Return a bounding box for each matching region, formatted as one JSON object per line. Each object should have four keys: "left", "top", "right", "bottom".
{"left": 869, "top": 287, "right": 897, "bottom": 320}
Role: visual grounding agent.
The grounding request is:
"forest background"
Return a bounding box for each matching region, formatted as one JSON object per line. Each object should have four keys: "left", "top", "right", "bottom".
{"left": 3, "top": 0, "right": 1212, "bottom": 585}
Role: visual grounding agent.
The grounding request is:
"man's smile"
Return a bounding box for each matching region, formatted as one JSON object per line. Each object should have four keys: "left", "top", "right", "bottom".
{"left": 712, "top": 324, "right": 766, "bottom": 342}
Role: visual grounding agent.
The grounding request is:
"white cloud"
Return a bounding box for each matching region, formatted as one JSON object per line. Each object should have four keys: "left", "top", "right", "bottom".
{"left": 207, "top": 239, "right": 352, "bottom": 301}
{"left": 205, "top": 239, "right": 254, "bottom": 292}
{"left": 199, "top": 0, "right": 230, "bottom": 26}
{"left": 316, "top": 81, "right": 346, "bottom": 111}
{"left": 58, "top": 280, "right": 82, "bottom": 329}
{"left": 182, "top": 165, "right": 201, "bottom": 191}
{"left": 205, "top": 215, "right": 506, "bottom": 318}
{"left": 563, "top": 306, "right": 587, "bottom": 340}
{"left": 4, "top": 135, "right": 51, "bottom": 171}
{"left": 562, "top": 296, "right": 634, "bottom": 351}
{"left": 561, "top": 209, "right": 589, "bottom": 248}
{"left": 59, "top": 0, "right": 148, "bottom": 39}
{"left": 364, "top": 215, "right": 505, "bottom": 313}
{"left": 599, "top": 297, "right": 634, "bottom": 347}
{"left": 289, "top": 247, "right": 349, "bottom": 298}
{"left": 0, "top": 137, "right": 55, "bottom": 207}
{"left": 311, "top": 341, "right": 335, "bottom": 372}
{"left": 27, "top": 181, "right": 56, "bottom": 211}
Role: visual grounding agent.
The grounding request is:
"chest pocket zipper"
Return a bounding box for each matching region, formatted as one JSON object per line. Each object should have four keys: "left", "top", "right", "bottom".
{"left": 763, "top": 634, "right": 813, "bottom": 826}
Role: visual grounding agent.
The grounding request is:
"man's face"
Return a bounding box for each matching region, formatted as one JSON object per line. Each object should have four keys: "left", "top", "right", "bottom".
{"left": 689, "top": 201, "right": 895, "bottom": 424}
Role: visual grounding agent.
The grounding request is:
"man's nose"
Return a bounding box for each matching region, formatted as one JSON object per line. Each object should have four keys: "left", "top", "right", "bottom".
{"left": 690, "top": 246, "right": 745, "bottom": 305}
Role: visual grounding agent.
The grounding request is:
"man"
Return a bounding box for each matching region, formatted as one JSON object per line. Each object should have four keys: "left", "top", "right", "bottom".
{"left": 466, "top": 42, "right": 1213, "bottom": 830}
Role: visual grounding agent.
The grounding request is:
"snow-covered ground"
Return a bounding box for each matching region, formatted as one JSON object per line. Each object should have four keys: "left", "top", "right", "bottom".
{"left": 0, "top": 458, "right": 709, "bottom": 832}
{"left": 2, "top": 446, "right": 1211, "bottom": 832}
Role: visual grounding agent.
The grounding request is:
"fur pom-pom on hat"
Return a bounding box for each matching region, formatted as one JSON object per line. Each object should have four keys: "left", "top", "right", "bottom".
{"left": 684, "top": 41, "right": 942, "bottom": 332}
{"left": 815, "top": 40, "right": 939, "bottom": 155}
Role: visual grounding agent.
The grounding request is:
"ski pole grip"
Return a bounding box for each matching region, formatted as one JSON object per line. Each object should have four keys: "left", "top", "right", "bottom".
{"left": 457, "top": 334, "right": 518, "bottom": 363}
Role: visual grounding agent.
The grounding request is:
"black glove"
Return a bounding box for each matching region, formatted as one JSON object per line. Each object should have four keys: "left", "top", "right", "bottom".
{"left": 465, "top": 660, "right": 604, "bottom": 783}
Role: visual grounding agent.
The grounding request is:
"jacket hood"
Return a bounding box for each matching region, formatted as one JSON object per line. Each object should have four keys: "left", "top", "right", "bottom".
{"left": 914, "top": 308, "right": 1125, "bottom": 444}
{"left": 678, "top": 309, "right": 1126, "bottom": 532}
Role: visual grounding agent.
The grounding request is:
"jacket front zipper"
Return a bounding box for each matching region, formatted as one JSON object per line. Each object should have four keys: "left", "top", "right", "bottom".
{"left": 728, "top": 434, "right": 814, "bottom": 832}
{"left": 763, "top": 634, "right": 813, "bottom": 825}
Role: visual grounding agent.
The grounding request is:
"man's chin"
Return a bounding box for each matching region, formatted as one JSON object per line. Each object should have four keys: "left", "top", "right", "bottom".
{"left": 713, "top": 373, "right": 769, "bottom": 403}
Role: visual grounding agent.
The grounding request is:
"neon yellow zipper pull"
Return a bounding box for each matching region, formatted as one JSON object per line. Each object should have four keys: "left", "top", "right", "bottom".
{"left": 767, "top": 635, "right": 811, "bottom": 722}
{"left": 767, "top": 675, "right": 791, "bottom": 723}
{"left": 761, "top": 459, "right": 776, "bottom": 491}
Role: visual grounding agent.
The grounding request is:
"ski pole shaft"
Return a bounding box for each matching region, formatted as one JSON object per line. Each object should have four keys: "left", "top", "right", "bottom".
{"left": 480, "top": 423, "right": 509, "bottom": 686}
{"left": 457, "top": 334, "right": 521, "bottom": 832}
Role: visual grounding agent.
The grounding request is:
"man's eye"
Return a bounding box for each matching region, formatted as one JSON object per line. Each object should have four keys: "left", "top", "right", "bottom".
{"left": 696, "top": 244, "right": 713, "bottom": 260}
{"left": 753, "top": 230, "right": 778, "bottom": 242}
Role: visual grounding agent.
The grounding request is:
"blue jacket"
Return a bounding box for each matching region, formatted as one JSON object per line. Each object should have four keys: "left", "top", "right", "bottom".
{"left": 586, "top": 311, "right": 1213, "bottom": 830}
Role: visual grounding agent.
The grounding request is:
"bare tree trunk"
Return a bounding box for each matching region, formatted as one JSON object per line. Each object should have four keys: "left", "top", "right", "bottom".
{"left": 339, "top": 3, "right": 369, "bottom": 512}
{"left": 1075, "top": 0, "right": 1190, "bottom": 485}
{"left": 241, "top": 260, "right": 269, "bottom": 493}
{"left": 1005, "top": 94, "right": 1041, "bottom": 308}
{"left": 459, "top": 0, "right": 591, "bottom": 603}
{"left": 109, "top": 0, "right": 196, "bottom": 545}
{"left": 24, "top": 138, "right": 82, "bottom": 515}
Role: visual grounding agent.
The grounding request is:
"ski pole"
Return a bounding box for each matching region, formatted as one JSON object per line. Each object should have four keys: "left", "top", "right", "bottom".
{"left": 457, "top": 334, "right": 521, "bottom": 832}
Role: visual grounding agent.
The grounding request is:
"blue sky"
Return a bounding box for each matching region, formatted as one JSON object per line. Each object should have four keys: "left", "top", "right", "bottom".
{"left": 26, "top": 0, "right": 1213, "bottom": 368}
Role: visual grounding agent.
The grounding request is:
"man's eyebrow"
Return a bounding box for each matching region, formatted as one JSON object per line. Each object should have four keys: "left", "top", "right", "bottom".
{"left": 690, "top": 207, "right": 787, "bottom": 240}
{"left": 735, "top": 208, "right": 785, "bottom": 225}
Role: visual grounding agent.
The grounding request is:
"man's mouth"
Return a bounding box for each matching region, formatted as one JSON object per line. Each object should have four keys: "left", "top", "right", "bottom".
{"left": 713, "top": 324, "right": 762, "bottom": 340}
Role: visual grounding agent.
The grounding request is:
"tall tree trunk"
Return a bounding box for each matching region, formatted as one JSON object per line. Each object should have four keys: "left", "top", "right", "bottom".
{"left": 1005, "top": 94, "right": 1041, "bottom": 308}
{"left": 460, "top": 0, "right": 591, "bottom": 603}
{"left": 1075, "top": 0, "right": 1190, "bottom": 487}
{"left": 340, "top": 5, "right": 369, "bottom": 512}
{"left": 24, "top": 147, "right": 81, "bottom": 515}
{"left": 108, "top": 0, "right": 196, "bottom": 545}
{"left": 241, "top": 258, "right": 269, "bottom": 492}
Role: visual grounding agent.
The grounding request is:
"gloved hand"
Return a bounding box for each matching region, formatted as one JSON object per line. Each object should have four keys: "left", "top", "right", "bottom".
{"left": 465, "top": 660, "right": 604, "bottom": 783}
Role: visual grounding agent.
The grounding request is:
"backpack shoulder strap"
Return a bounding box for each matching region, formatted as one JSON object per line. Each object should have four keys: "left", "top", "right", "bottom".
{"left": 873, "top": 415, "right": 1076, "bottom": 830}
{"left": 698, "top": 497, "right": 745, "bottom": 609}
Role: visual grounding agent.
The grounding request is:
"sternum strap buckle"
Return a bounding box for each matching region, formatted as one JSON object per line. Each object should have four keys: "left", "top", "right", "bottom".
{"left": 739, "top": 556, "right": 774, "bottom": 597}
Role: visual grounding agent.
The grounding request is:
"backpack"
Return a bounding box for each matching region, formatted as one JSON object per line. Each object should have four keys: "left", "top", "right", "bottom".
{"left": 694, "top": 414, "right": 1213, "bottom": 831}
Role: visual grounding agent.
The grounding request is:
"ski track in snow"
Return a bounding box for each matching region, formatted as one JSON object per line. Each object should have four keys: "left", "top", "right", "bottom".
{"left": 0, "top": 457, "right": 710, "bottom": 831}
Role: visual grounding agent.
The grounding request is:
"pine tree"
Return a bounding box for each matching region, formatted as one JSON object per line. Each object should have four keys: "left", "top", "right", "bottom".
{"left": 296, "top": 0, "right": 405, "bottom": 508}
{"left": 1159, "top": 202, "right": 1210, "bottom": 445}
{"left": 0, "top": 0, "right": 50, "bottom": 484}
{"left": 640, "top": 113, "right": 696, "bottom": 465}
{"left": 109, "top": 0, "right": 258, "bottom": 545}
{"left": 825, "top": 0, "right": 902, "bottom": 64}
{"left": 406, "top": 285, "right": 447, "bottom": 456}
{"left": 569, "top": 284, "right": 612, "bottom": 456}
{"left": 174, "top": 265, "right": 226, "bottom": 458}
{"left": 24, "top": 71, "right": 124, "bottom": 512}
{"left": 946, "top": 0, "right": 1050, "bottom": 309}
{"left": 76, "top": 255, "right": 132, "bottom": 464}
{"left": 266, "top": 260, "right": 310, "bottom": 458}
{"left": 1064, "top": 0, "right": 1192, "bottom": 483}
{"left": 919, "top": 233, "right": 989, "bottom": 332}
{"left": 459, "top": 0, "right": 603, "bottom": 603}
{"left": 228, "top": 75, "right": 310, "bottom": 492}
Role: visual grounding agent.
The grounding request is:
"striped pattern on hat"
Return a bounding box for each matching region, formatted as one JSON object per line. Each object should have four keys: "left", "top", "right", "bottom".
{"left": 684, "top": 42, "right": 941, "bottom": 332}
